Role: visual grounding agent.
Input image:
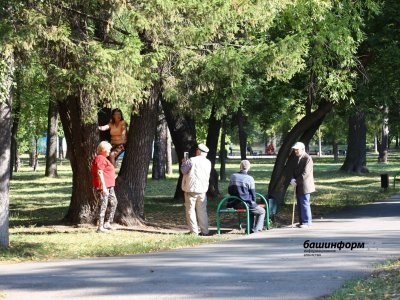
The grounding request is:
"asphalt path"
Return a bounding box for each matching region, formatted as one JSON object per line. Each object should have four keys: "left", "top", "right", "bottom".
{"left": 1, "top": 194, "right": 399, "bottom": 300}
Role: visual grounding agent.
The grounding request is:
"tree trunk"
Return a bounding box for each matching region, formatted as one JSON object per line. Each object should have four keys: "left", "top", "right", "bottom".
{"left": 340, "top": 110, "right": 369, "bottom": 173}
{"left": 237, "top": 108, "right": 247, "bottom": 160}
{"left": 206, "top": 106, "right": 221, "bottom": 198}
{"left": 332, "top": 139, "right": 339, "bottom": 161}
{"left": 161, "top": 97, "right": 197, "bottom": 200}
{"left": 219, "top": 118, "right": 227, "bottom": 181}
{"left": 45, "top": 100, "right": 58, "bottom": 177}
{"left": 98, "top": 107, "right": 111, "bottom": 142}
{"left": 268, "top": 101, "right": 333, "bottom": 204}
{"left": 166, "top": 129, "right": 173, "bottom": 176}
{"left": 59, "top": 95, "right": 99, "bottom": 224}
{"left": 115, "top": 81, "right": 161, "bottom": 225}
{"left": 377, "top": 106, "right": 389, "bottom": 163}
{"left": 29, "top": 134, "right": 35, "bottom": 167}
{"left": 152, "top": 102, "right": 167, "bottom": 180}
{"left": 33, "top": 137, "right": 39, "bottom": 172}
{"left": 317, "top": 128, "right": 322, "bottom": 156}
{"left": 0, "top": 52, "right": 14, "bottom": 248}
{"left": 10, "top": 73, "right": 21, "bottom": 179}
{"left": 58, "top": 136, "right": 65, "bottom": 159}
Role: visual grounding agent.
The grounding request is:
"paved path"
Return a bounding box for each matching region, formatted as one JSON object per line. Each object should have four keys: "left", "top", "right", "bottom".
{"left": 1, "top": 195, "right": 400, "bottom": 300}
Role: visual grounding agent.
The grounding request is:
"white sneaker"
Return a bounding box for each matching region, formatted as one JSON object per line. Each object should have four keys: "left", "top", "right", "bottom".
{"left": 103, "top": 222, "right": 113, "bottom": 230}
{"left": 96, "top": 227, "right": 109, "bottom": 233}
{"left": 299, "top": 224, "right": 311, "bottom": 229}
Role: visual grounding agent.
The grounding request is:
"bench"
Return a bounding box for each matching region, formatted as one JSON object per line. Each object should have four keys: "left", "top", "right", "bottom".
{"left": 216, "top": 193, "right": 270, "bottom": 235}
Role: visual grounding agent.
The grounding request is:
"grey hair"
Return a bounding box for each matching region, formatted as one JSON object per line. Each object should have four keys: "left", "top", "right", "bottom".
{"left": 240, "top": 160, "right": 251, "bottom": 170}
{"left": 97, "top": 141, "right": 112, "bottom": 154}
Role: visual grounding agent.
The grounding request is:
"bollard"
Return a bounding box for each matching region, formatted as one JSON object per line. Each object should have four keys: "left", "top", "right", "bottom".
{"left": 381, "top": 174, "right": 389, "bottom": 190}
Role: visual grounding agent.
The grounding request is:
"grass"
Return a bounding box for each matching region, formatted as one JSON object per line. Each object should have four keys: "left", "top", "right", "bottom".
{"left": 2, "top": 153, "right": 399, "bottom": 261}
{"left": 325, "top": 259, "right": 400, "bottom": 300}
{"left": 2, "top": 227, "right": 225, "bottom": 263}
{"left": 2, "top": 152, "right": 400, "bottom": 298}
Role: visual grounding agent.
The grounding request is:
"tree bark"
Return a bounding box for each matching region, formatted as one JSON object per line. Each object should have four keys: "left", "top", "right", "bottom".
{"left": 33, "top": 137, "right": 39, "bottom": 172}
{"left": 0, "top": 52, "right": 14, "bottom": 248}
{"left": 166, "top": 129, "right": 173, "bottom": 176}
{"left": 219, "top": 118, "right": 227, "bottom": 181}
{"left": 115, "top": 81, "right": 161, "bottom": 225}
{"left": 237, "top": 108, "right": 247, "bottom": 160}
{"left": 45, "top": 99, "right": 58, "bottom": 177}
{"left": 377, "top": 106, "right": 389, "bottom": 163}
{"left": 152, "top": 102, "right": 167, "bottom": 180}
{"left": 332, "top": 139, "right": 339, "bottom": 161}
{"left": 58, "top": 136, "right": 65, "bottom": 159}
{"left": 59, "top": 95, "right": 99, "bottom": 224}
{"left": 98, "top": 107, "right": 111, "bottom": 142}
{"left": 268, "top": 101, "right": 333, "bottom": 204}
{"left": 10, "top": 70, "right": 21, "bottom": 178}
{"left": 161, "top": 97, "right": 197, "bottom": 200}
{"left": 206, "top": 106, "right": 221, "bottom": 198}
{"left": 340, "top": 110, "right": 369, "bottom": 173}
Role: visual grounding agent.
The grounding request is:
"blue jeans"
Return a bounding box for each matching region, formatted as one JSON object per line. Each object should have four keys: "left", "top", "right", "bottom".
{"left": 249, "top": 206, "right": 266, "bottom": 232}
{"left": 297, "top": 194, "right": 312, "bottom": 225}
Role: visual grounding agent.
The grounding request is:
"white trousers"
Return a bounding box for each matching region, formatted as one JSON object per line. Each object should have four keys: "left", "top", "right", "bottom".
{"left": 184, "top": 192, "right": 209, "bottom": 235}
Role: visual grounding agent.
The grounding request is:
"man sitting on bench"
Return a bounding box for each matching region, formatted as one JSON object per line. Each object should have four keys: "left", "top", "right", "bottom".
{"left": 227, "top": 160, "right": 265, "bottom": 233}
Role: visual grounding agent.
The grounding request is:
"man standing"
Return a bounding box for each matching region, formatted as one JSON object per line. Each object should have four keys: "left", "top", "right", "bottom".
{"left": 290, "top": 142, "right": 315, "bottom": 228}
{"left": 181, "top": 144, "right": 212, "bottom": 236}
{"left": 228, "top": 160, "right": 265, "bottom": 233}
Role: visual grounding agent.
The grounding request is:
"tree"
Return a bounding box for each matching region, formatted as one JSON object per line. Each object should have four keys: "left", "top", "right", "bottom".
{"left": 116, "top": 80, "right": 162, "bottom": 225}
{"left": 340, "top": 109, "right": 368, "bottom": 173}
{"left": 268, "top": 0, "right": 378, "bottom": 203}
{"left": 358, "top": 0, "right": 400, "bottom": 163}
{"left": 45, "top": 99, "right": 58, "bottom": 177}
{"left": 0, "top": 51, "right": 14, "bottom": 248}
{"left": 29, "top": 1, "right": 144, "bottom": 224}
{"left": 152, "top": 102, "right": 168, "bottom": 180}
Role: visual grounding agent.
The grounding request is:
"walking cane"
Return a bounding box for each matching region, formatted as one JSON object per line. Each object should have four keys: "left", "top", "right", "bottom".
{"left": 291, "top": 186, "right": 296, "bottom": 228}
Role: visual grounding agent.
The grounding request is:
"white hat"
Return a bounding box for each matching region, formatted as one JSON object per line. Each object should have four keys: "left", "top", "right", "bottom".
{"left": 292, "top": 142, "right": 305, "bottom": 150}
{"left": 197, "top": 143, "right": 209, "bottom": 153}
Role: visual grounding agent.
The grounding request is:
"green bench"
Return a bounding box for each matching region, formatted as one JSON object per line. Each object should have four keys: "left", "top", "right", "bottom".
{"left": 216, "top": 193, "right": 270, "bottom": 235}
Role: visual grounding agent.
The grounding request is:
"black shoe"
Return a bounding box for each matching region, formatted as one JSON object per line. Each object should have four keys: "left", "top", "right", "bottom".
{"left": 199, "top": 232, "right": 210, "bottom": 236}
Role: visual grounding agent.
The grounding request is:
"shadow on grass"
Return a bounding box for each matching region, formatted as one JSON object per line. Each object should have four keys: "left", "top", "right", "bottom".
{"left": 9, "top": 206, "right": 68, "bottom": 227}
{"left": 0, "top": 242, "right": 47, "bottom": 259}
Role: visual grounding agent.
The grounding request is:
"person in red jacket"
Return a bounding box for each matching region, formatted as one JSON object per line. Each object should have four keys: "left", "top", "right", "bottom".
{"left": 92, "top": 141, "right": 118, "bottom": 233}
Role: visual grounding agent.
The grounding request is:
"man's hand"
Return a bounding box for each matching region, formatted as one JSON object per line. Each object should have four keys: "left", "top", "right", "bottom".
{"left": 290, "top": 178, "right": 297, "bottom": 186}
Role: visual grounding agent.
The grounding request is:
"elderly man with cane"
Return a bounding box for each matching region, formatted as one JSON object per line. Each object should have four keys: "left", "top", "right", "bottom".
{"left": 290, "top": 142, "right": 315, "bottom": 228}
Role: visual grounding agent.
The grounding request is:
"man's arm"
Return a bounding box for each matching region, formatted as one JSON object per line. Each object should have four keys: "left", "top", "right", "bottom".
{"left": 180, "top": 159, "right": 192, "bottom": 175}
{"left": 248, "top": 177, "right": 257, "bottom": 203}
{"left": 297, "top": 156, "right": 313, "bottom": 184}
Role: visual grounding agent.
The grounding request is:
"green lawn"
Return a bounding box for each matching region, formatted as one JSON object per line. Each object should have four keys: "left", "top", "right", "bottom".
{"left": 3, "top": 153, "right": 398, "bottom": 260}
{"left": 2, "top": 152, "right": 400, "bottom": 297}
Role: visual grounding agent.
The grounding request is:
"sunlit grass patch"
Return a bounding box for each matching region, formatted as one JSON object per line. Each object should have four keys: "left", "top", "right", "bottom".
{"left": 1, "top": 228, "right": 227, "bottom": 263}
{"left": 325, "top": 259, "right": 400, "bottom": 300}
{"left": 4, "top": 152, "right": 400, "bottom": 263}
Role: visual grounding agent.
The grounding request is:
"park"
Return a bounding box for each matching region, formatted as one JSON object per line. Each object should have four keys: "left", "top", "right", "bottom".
{"left": 1, "top": 0, "right": 400, "bottom": 299}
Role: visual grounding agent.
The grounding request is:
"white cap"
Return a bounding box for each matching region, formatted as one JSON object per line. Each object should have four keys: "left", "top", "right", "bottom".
{"left": 197, "top": 143, "right": 209, "bottom": 153}
{"left": 292, "top": 142, "right": 305, "bottom": 150}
